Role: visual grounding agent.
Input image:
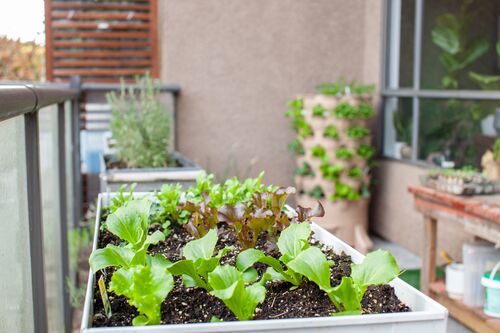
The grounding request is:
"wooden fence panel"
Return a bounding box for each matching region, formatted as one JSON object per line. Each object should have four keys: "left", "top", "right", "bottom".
{"left": 45, "top": 0, "right": 158, "bottom": 83}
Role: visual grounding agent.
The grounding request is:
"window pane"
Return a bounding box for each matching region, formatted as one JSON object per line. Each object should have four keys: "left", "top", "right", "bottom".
{"left": 383, "top": 97, "right": 414, "bottom": 159}
{"left": 39, "top": 105, "right": 65, "bottom": 333}
{"left": 386, "top": 0, "right": 415, "bottom": 89}
{"left": 418, "top": 98, "right": 500, "bottom": 167}
{"left": 0, "top": 117, "right": 34, "bottom": 333}
{"left": 421, "top": 0, "right": 500, "bottom": 90}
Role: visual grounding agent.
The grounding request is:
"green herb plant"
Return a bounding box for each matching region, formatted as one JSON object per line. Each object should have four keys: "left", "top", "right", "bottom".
{"left": 107, "top": 73, "right": 173, "bottom": 168}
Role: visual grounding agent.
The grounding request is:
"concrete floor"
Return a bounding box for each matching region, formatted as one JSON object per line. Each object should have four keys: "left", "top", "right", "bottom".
{"left": 372, "top": 236, "right": 473, "bottom": 333}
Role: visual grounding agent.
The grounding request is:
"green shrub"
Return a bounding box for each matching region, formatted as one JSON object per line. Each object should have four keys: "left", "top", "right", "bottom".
{"left": 107, "top": 74, "right": 173, "bottom": 168}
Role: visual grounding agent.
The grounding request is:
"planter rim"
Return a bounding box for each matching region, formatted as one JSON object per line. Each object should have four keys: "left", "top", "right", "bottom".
{"left": 82, "top": 193, "right": 448, "bottom": 333}
{"left": 101, "top": 152, "right": 204, "bottom": 182}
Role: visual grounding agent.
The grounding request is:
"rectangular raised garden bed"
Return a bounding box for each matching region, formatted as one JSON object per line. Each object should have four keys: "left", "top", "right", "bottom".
{"left": 99, "top": 152, "right": 204, "bottom": 192}
{"left": 81, "top": 192, "right": 448, "bottom": 333}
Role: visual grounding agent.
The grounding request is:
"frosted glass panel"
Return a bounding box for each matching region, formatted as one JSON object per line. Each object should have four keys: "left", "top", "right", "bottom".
{"left": 0, "top": 117, "right": 34, "bottom": 333}
{"left": 39, "top": 105, "right": 65, "bottom": 333}
{"left": 65, "top": 102, "right": 76, "bottom": 278}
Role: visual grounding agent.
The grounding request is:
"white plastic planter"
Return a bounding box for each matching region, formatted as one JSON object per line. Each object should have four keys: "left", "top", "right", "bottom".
{"left": 82, "top": 193, "right": 448, "bottom": 333}
{"left": 100, "top": 152, "right": 204, "bottom": 192}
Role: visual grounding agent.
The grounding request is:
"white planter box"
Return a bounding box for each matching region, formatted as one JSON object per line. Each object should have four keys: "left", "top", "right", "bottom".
{"left": 82, "top": 193, "right": 448, "bottom": 333}
{"left": 100, "top": 152, "right": 204, "bottom": 192}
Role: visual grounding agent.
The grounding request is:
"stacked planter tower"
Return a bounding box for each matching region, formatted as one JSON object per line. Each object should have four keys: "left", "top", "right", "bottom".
{"left": 287, "top": 81, "right": 375, "bottom": 252}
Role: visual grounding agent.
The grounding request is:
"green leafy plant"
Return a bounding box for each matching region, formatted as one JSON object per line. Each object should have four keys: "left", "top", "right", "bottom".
{"left": 237, "top": 222, "right": 313, "bottom": 287}
{"left": 323, "top": 124, "right": 339, "bottom": 140}
{"left": 347, "top": 125, "right": 370, "bottom": 139}
{"left": 333, "top": 102, "right": 358, "bottom": 120}
{"left": 277, "top": 228, "right": 400, "bottom": 315}
{"left": 347, "top": 167, "right": 363, "bottom": 179}
{"left": 312, "top": 104, "right": 327, "bottom": 117}
{"left": 108, "top": 184, "right": 136, "bottom": 214}
{"left": 330, "top": 182, "right": 360, "bottom": 202}
{"left": 335, "top": 147, "right": 353, "bottom": 160}
{"left": 109, "top": 260, "right": 174, "bottom": 325}
{"left": 208, "top": 265, "right": 267, "bottom": 321}
{"left": 107, "top": 74, "right": 173, "bottom": 168}
{"left": 311, "top": 145, "right": 327, "bottom": 160}
{"left": 493, "top": 139, "right": 500, "bottom": 161}
{"left": 358, "top": 102, "right": 374, "bottom": 119}
{"left": 328, "top": 250, "right": 400, "bottom": 314}
{"left": 156, "top": 183, "right": 190, "bottom": 226}
{"left": 167, "top": 229, "right": 232, "bottom": 290}
{"left": 431, "top": 0, "right": 489, "bottom": 89}
{"left": 89, "top": 200, "right": 166, "bottom": 272}
{"left": 316, "top": 79, "right": 374, "bottom": 96}
{"left": 288, "top": 139, "right": 305, "bottom": 155}
{"left": 320, "top": 163, "right": 343, "bottom": 180}
{"left": 295, "top": 161, "right": 315, "bottom": 177}
{"left": 357, "top": 144, "right": 374, "bottom": 159}
{"left": 285, "top": 98, "right": 313, "bottom": 139}
{"left": 308, "top": 185, "right": 324, "bottom": 199}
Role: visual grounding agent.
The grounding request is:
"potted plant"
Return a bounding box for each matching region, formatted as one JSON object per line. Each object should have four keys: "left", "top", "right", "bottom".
{"left": 81, "top": 174, "right": 447, "bottom": 332}
{"left": 286, "top": 80, "right": 375, "bottom": 252}
{"left": 100, "top": 74, "right": 203, "bottom": 192}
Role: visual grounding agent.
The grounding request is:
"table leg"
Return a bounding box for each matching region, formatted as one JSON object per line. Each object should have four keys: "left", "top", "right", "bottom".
{"left": 421, "top": 215, "right": 437, "bottom": 295}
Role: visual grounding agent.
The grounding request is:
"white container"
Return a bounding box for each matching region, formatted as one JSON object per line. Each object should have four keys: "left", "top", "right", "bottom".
{"left": 481, "top": 262, "right": 500, "bottom": 318}
{"left": 463, "top": 241, "right": 500, "bottom": 307}
{"left": 445, "top": 264, "right": 464, "bottom": 300}
{"left": 81, "top": 193, "right": 448, "bottom": 333}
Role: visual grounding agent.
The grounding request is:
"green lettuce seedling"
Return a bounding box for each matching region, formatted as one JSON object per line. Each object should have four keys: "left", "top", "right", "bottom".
{"left": 89, "top": 199, "right": 166, "bottom": 272}
{"left": 237, "top": 222, "right": 315, "bottom": 287}
{"left": 347, "top": 124, "right": 370, "bottom": 139}
{"left": 208, "top": 265, "right": 266, "bottom": 321}
{"left": 288, "top": 247, "right": 400, "bottom": 315}
{"left": 109, "top": 259, "right": 174, "bottom": 326}
{"left": 167, "top": 229, "right": 232, "bottom": 290}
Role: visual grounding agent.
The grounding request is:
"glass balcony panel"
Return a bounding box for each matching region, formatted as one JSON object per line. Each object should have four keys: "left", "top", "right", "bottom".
{"left": 39, "top": 105, "right": 65, "bottom": 333}
{"left": 0, "top": 117, "right": 34, "bottom": 333}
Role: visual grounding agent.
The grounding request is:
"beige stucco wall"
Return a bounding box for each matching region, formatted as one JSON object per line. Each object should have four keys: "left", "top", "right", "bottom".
{"left": 371, "top": 160, "right": 473, "bottom": 261}
{"left": 159, "top": 0, "right": 383, "bottom": 186}
{"left": 158, "top": 1, "right": 471, "bottom": 260}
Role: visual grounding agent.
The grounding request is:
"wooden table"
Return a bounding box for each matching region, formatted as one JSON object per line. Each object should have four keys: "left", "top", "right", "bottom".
{"left": 408, "top": 186, "right": 500, "bottom": 333}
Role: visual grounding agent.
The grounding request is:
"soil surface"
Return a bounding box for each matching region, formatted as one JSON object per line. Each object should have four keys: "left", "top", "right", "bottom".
{"left": 104, "top": 155, "right": 181, "bottom": 170}
{"left": 92, "top": 220, "right": 410, "bottom": 327}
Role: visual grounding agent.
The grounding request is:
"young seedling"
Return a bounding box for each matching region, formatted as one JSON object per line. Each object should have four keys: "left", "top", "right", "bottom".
{"left": 208, "top": 265, "right": 267, "bottom": 321}
{"left": 323, "top": 124, "right": 339, "bottom": 140}
{"left": 347, "top": 125, "right": 370, "bottom": 139}
{"left": 109, "top": 259, "right": 174, "bottom": 326}
{"left": 89, "top": 199, "right": 166, "bottom": 272}
{"left": 167, "top": 229, "right": 232, "bottom": 290}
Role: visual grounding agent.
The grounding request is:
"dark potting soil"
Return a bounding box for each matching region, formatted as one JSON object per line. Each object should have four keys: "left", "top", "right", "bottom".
{"left": 92, "top": 221, "right": 410, "bottom": 327}
{"left": 105, "top": 156, "right": 181, "bottom": 170}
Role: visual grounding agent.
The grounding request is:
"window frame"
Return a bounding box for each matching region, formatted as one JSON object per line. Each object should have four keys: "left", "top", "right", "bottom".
{"left": 381, "top": 0, "right": 500, "bottom": 163}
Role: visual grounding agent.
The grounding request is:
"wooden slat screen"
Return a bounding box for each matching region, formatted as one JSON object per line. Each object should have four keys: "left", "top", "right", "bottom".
{"left": 45, "top": 0, "right": 158, "bottom": 83}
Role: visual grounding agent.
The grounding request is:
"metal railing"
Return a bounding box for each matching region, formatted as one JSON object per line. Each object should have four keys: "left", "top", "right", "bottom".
{"left": 0, "top": 78, "right": 181, "bottom": 333}
{"left": 0, "top": 82, "right": 79, "bottom": 333}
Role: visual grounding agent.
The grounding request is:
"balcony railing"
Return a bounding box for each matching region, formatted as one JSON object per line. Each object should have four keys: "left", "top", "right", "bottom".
{"left": 0, "top": 79, "right": 180, "bottom": 333}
